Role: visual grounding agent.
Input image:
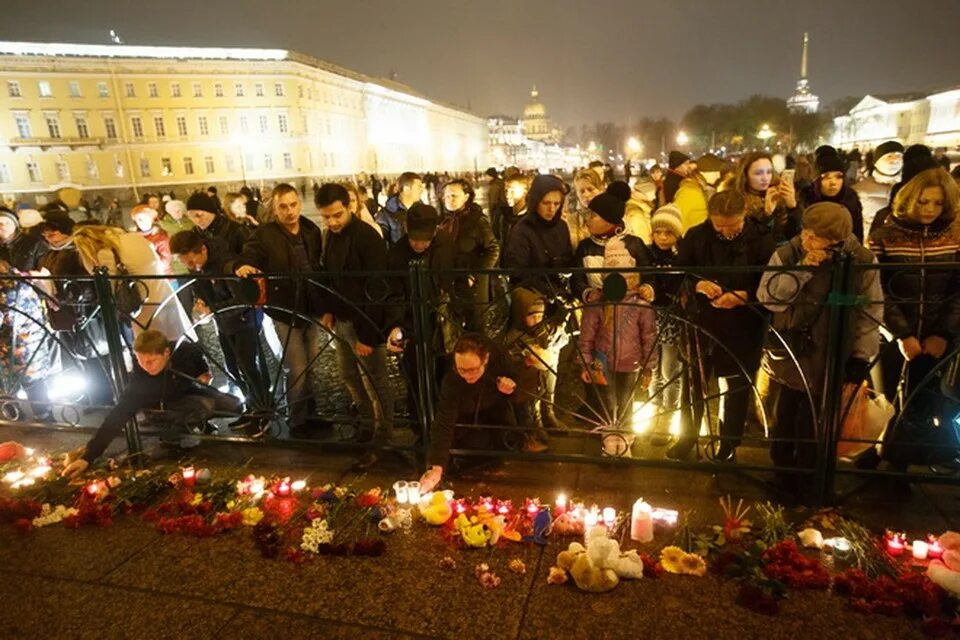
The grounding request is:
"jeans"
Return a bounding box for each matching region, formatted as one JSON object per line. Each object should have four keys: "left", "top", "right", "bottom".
{"left": 334, "top": 319, "right": 395, "bottom": 443}
{"left": 650, "top": 343, "right": 681, "bottom": 411}
{"left": 273, "top": 320, "right": 324, "bottom": 428}
{"left": 218, "top": 323, "right": 270, "bottom": 408}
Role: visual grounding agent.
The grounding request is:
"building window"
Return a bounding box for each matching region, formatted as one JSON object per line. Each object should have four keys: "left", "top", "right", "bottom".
{"left": 298, "top": 85, "right": 303, "bottom": 99}
{"left": 263, "top": 154, "right": 273, "bottom": 170}
{"left": 69, "top": 81, "right": 81, "bottom": 97}
{"left": 139, "top": 157, "right": 151, "bottom": 177}
{"left": 218, "top": 115, "right": 229, "bottom": 135}
{"left": 198, "top": 116, "right": 209, "bottom": 136}
{"left": 204, "top": 156, "right": 215, "bottom": 173}
{"left": 235, "top": 83, "right": 244, "bottom": 97}
{"left": 14, "top": 114, "right": 31, "bottom": 138}
{"left": 226, "top": 155, "right": 236, "bottom": 172}
{"left": 239, "top": 115, "right": 249, "bottom": 133}
{"left": 131, "top": 116, "right": 144, "bottom": 138}
{"left": 98, "top": 82, "right": 109, "bottom": 97}
{"left": 8, "top": 81, "right": 21, "bottom": 97}
{"left": 75, "top": 116, "right": 89, "bottom": 139}
{"left": 244, "top": 153, "right": 255, "bottom": 171}
{"left": 255, "top": 83, "right": 264, "bottom": 97}
{"left": 303, "top": 116, "right": 308, "bottom": 134}
{"left": 193, "top": 82, "right": 203, "bottom": 97}
{"left": 176, "top": 116, "right": 188, "bottom": 137}
{"left": 214, "top": 83, "right": 223, "bottom": 97}
{"left": 86, "top": 156, "right": 99, "bottom": 179}
{"left": 283, "top": 152, "right": 293, "bottom": 170}
{"left": 103, "top": 116, "right": 118, "bottom": 139}
{"left": 161, "top": 157, "right": 173, "bottom": 176}
{"left": 56, "top": 160, "right": 70, "bottom": 182}
{"left": 258, "top": 114, "right": 268, "bottom": 134}
{"left": 46, "top": 115, "right": 61, "bottom": 139}
{"left": 184, "top": 156, "right": 194, "bottom": 175}
{"left": 125, "top": 82, "right": 135, "bottom": 97}
{"left": 153, "top": 116, "right": 166, "bottom": 138}
{"left": 115, "top": 158, "right": 124, "bottom": 178}
{"left": 148, "top": 82, "right": 159, "bottom": 98}
{"left": 38, "top": 81, "right": 52, "bottom": 97}
{"left": 274, "top": 82, "right": 284, "bottom": 97}
{"left": 278, "top": 113, "right": 288, "bottom": 134}
{"left": 27, "top": 161, "right": 41, "bottom": 182}
{"left": 0, "top": 164, "right": 11, "bottom": 183}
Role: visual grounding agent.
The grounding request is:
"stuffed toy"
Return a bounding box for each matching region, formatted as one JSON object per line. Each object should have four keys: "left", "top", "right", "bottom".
{"left": 455, "top": 513, "right": 492, "bottom": 548}
{"left": 551, "top": 511, "right": 584, "bottom": 536}
{"left": 420, "top": 491, "right": 453, "bottom": 526}
{"left": 554, "top": 527, "right": 644, "bottom": 592}
{"left": 522, "top": 507, "right": 552, "bottom": 545}
{"left": 585, "top": 525, "right": 644, "bottom": 580}
{"left": 474, "top": 507, "right": 520, "bottom": 544}
{"left": 927, "top": 531, "right": 960, "bottom": 597}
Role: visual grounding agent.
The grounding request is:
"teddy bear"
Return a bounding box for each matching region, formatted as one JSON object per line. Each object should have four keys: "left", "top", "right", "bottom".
{"left": 551, "top": 510, "right": 584, "bottom": 537}
{"left": 554, "top": 527, "right": 645, "bottom": 592}
{"left": 455, "top": 513, "right": 491, "bottom": 547}
{"left": 557, "top": 541, "right": 620, "bottom": 593}
{"left": 927, "top": 531, "right": 960, "bottom": 597}
{"left": 585, "top": 525, "right": 644, "bottom": 580}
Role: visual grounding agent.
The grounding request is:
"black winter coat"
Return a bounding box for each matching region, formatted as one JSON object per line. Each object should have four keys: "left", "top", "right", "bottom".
{"left": 198, "top": 214, "right": 250, "bottom": 257}
{"left": 677, "top": 218, "right": 776, "bottom": 375}
{"left": 0, "top": 232, "right": 47, "bottom": 271}
{"left": 228, "top": 218, "right": 324, "bottom": 325}
{"left": 503, "top": 213, "right": 573, "bottom": 296}
{"left": 384, "top": 231, "right": 457, "bottom": 335}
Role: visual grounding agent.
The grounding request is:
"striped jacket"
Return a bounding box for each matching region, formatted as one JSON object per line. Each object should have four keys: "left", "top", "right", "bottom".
{"left": 867, "top": 214, "right": 960, "bottom": 341}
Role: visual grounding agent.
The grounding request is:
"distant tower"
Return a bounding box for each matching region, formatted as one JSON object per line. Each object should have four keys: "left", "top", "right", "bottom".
{"left": 787, "top": 32, "right": 820, "bottom": 114}
{"left": 522, "top": 85, "right": 558, "bottom": 143}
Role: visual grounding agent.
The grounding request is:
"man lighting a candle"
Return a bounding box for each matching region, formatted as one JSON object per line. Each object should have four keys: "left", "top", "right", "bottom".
{"left": 61, "top": 330, "right": 242, "bottom": 477}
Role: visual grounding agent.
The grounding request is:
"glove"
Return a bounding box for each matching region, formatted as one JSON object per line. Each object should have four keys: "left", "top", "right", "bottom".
{"left": 844, "top": 358, "right": 871, "bottom": 385}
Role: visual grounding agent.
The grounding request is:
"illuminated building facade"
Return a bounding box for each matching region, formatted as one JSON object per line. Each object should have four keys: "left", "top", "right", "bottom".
{"left": 832, "top": 86, "right": 960, "bottom": 150}
{"left": 0, "top": 41, "right": 487, "bottom": 202}
{"left": 487, "top": 89, "right": 588, "bottom": 172}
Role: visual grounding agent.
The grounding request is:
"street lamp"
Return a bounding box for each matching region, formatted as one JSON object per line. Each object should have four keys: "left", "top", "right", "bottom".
{"left": 676, "top": 130, "right": 689, "bottom": 146}
{"left": 626, "top": 136, "right": 641, "bottom": 154}
{"left": 757, "top": 123, "right": 775, "bottom": 142}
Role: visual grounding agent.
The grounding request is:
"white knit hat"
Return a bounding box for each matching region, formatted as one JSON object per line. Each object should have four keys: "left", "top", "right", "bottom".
{"left": 165, "top": 199, "right": 187, "bottom": 217}
{"left": 18, "top": 209, "right": 43, "bottom": 229}
{"left": 651, "top": 204, "right": 683, "bottom": 237}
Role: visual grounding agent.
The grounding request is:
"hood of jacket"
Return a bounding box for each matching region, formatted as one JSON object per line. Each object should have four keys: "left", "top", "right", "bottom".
{"left": 509, "top": 286, "right": 546, "bottom": 329}
{"left": 524, "top": 175, "right": 567, "bottom": 228}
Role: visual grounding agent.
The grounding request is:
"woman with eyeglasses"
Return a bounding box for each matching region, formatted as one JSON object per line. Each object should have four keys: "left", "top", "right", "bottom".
{"left": 419, "top": 333, "right": 519, "bottom": 492}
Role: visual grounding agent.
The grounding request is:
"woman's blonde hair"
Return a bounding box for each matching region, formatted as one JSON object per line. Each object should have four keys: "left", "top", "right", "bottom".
{"left": 892, "top": 167, "right": 960, "bottom": 223}
{"left": 71, "top": 224, "right": 124, "bottom": 271}
{"left": 573, "top": 168, "right": 604, "bottom": 191}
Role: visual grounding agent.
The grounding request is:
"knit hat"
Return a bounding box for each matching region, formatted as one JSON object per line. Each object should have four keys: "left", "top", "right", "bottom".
{"left": 0, "top": 207, "right": 19, "bottom": 229}
{"left": 40, "top": 210, "right": 75, "bottom": 235}
{"left": 901, "top": 144, "right": 937, "bottom": 184}
{"left": 696, "top": 153, "right": 723, "bottom": 172}
{"left": 406, "top": 203, "right": 439, "bottom": 241}
{"left": 165, "top": 199, "right": 187, "bottom": 217}
{"left": 588, "top": 181, "right": 631, "bottom": 226}
{"left": 875, "top": 140, "right": 904, "bottom": 161}
{"left": 668, "top": 151, "right": 690, "bottom": 170}
{"left": 17, "top": 209, "right": 42, "bottom": 229}
{"left": 651, "top": 204, "right": 684, "bottom": 237}
{"left": 186, "top": 192, "right": 218, "bottom": 214}
{"left": 815, "top": 150, "right": 846, "bottom": 176}
{"left": 802, "top": 202, "right": 852, "bottom": 242}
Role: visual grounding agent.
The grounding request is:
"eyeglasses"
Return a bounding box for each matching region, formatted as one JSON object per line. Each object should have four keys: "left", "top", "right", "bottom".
{"left": 456, "top": 364, "right": 484, "bottom": 376}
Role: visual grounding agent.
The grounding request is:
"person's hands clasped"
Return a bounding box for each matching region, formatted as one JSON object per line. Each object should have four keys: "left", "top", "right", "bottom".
{"left": 695, "top": 280, "right": 723, "bottom": 300}
{"left": 234, "top": 265, "right": 261, "bottom": 278}
{"left": 922, "top": 335, "right": 948, "bottom": 359}
{"left": 496, "top": 376, "right": 516, "bottom": 395}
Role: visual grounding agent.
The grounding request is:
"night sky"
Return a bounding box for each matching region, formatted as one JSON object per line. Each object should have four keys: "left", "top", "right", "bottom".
{"left": 3, "top": 0, "right": 959, "bottom": 127}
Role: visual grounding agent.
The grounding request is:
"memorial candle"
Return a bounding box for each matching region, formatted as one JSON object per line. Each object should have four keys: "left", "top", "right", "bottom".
{"left": 630, "top": 499, "right": 654, "bottom": 543}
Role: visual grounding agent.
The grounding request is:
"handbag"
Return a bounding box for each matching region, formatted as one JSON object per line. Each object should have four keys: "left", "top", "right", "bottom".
{"left": 837, "top": 383, "right": 894, "bottom": 459}
{"left": 112, "top": 259, "right": 147, "bottom": 316}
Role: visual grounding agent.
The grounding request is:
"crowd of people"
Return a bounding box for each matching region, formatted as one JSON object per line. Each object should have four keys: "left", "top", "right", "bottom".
{"left": 0, "top": 143, "right": 958, "bottom": 500}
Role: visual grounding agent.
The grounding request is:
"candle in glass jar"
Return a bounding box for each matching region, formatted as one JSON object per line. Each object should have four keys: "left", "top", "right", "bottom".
{"left": 181, "top": 466, "right": 196, "bottom": 487}
{"left": 912, "top": 540, "right": 929, "bottom": 560}
{"left": 631, "top": 499, "right": 654, "bottom": 543}
{"left": 555, "top": 493, "right": 568, "bottom": 515}
{"left": 886, "top": 534, "right": 905, "bottom": 557}
{"left": 602, "top": 507, "right": 616, "bottom": 528}
{"left": 832, "top": 538, "right": 852, "bottom": 563}
{"left": 928, "top": 536, "right": 944, "bottom": 559}
{"left": 406, "top": 481, "right": 420, "bottom": 504}
{"left": 393, "top": 481, "right": 409, "bottom": 505}
{"left": 584, "top": 508, "right": 599, "bottom": 530}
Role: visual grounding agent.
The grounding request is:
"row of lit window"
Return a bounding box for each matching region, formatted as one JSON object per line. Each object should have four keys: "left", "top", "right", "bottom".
{"left": 0, "top": 151, "right": 301, "bottom": 184}
{"left": 11, "top": 111, "right": 294, "bottom": 140}
{"left": 7, "top": 79, "right": 287, "bottom": 99}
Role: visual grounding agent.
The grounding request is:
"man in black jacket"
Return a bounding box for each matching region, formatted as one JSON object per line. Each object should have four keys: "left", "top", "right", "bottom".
{"left": 316, "top": 183, "right": 394, "bottom": 468}
{"left": 186, "top": 191, "right": 249, "bottom": 256}
{"left": 0, "top": 207, "right": 47, "bottom": 271}
{"left": 61, "top": 330, "right": 241, "bottom": 477}
{"left": 230, "top": 183, "right": 325, "bottom": 436}
{"left": 171, "top": 231, "right": 269, "bottom": 421}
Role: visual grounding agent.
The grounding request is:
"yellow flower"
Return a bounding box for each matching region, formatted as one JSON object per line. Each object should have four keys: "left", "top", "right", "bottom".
{"left": 242, "top": 507, "right": 264, "bottom": 526}
{"left": 679, "top": 553, "right": 707, "bottom": 577}
{"left": 660, "top": 546, "right": 686, "bottom": 574}
{"left": 190, "top": 493, "right": 204, "bottom": 506}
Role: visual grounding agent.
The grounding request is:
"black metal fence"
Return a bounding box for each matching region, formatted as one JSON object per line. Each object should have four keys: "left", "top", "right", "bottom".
{"left": 1, "top": 257, "right": 958, "bottom": 504}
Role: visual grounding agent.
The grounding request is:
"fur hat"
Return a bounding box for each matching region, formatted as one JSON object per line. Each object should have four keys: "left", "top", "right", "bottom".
{"left": 802, "top": 202, "right": 852, "bottom": 242}
{"left": 651, "top": 204, "right": 684, "bottom": 237}
{"left": 588, "top": 181, "right": 631, "bottom": 226}
{"left": 668, "top": 151, "right": 691, "bottom": 170}
{"left": 406, "top": 203, "right": 439, "bottom": 241}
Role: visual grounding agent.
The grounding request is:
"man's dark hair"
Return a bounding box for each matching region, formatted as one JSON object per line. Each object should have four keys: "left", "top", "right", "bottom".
{"left": 272, "top": 182, "right": 298, "bottom": 200}
{"left": 315, "top": 183, "right": 350, "bottom": 209}
{"left": 708, "top": 190, "right": 746, "bottom": 218}
{"left": 485, "top": 167, "right": 499, "bottom": 179}
{"left": 453, "top": 332, "right": 489, "bottom": 360}
{"left": 588, "top": 160, "right": 604, "bottom": 169}
{"left": 206, "top": 186, "right": 218, "bottom": 195}
{"left": 397, "top": 172, "right": 422, "bottom": 192}
{"left": 169, "top": 230, "right": 205, "bottom": 255}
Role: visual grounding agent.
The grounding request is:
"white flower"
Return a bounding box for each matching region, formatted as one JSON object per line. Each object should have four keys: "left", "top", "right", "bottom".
{"left": 300, "top": 519, "right": 335, "bottom": 553}
{"left": 32, "top": 504, "right": 79, "bottom": 528}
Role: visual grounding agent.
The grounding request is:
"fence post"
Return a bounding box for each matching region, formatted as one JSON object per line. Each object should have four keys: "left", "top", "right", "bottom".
{"left": 408, "top": 259, "right": 438, "bottom": 466}
{"left": 815, "top": 253, "right": 855, "bottom": 505}
{"left": 92, "top": 266, "right": 144, "bottom": 464}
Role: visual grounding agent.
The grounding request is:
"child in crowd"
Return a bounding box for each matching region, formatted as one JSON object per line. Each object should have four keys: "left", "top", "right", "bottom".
{"left": 131, "top": 204, "right": 172, "bottom": 274}
{"left": 647, "top": 204, "right": 685, "bottom": 446}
